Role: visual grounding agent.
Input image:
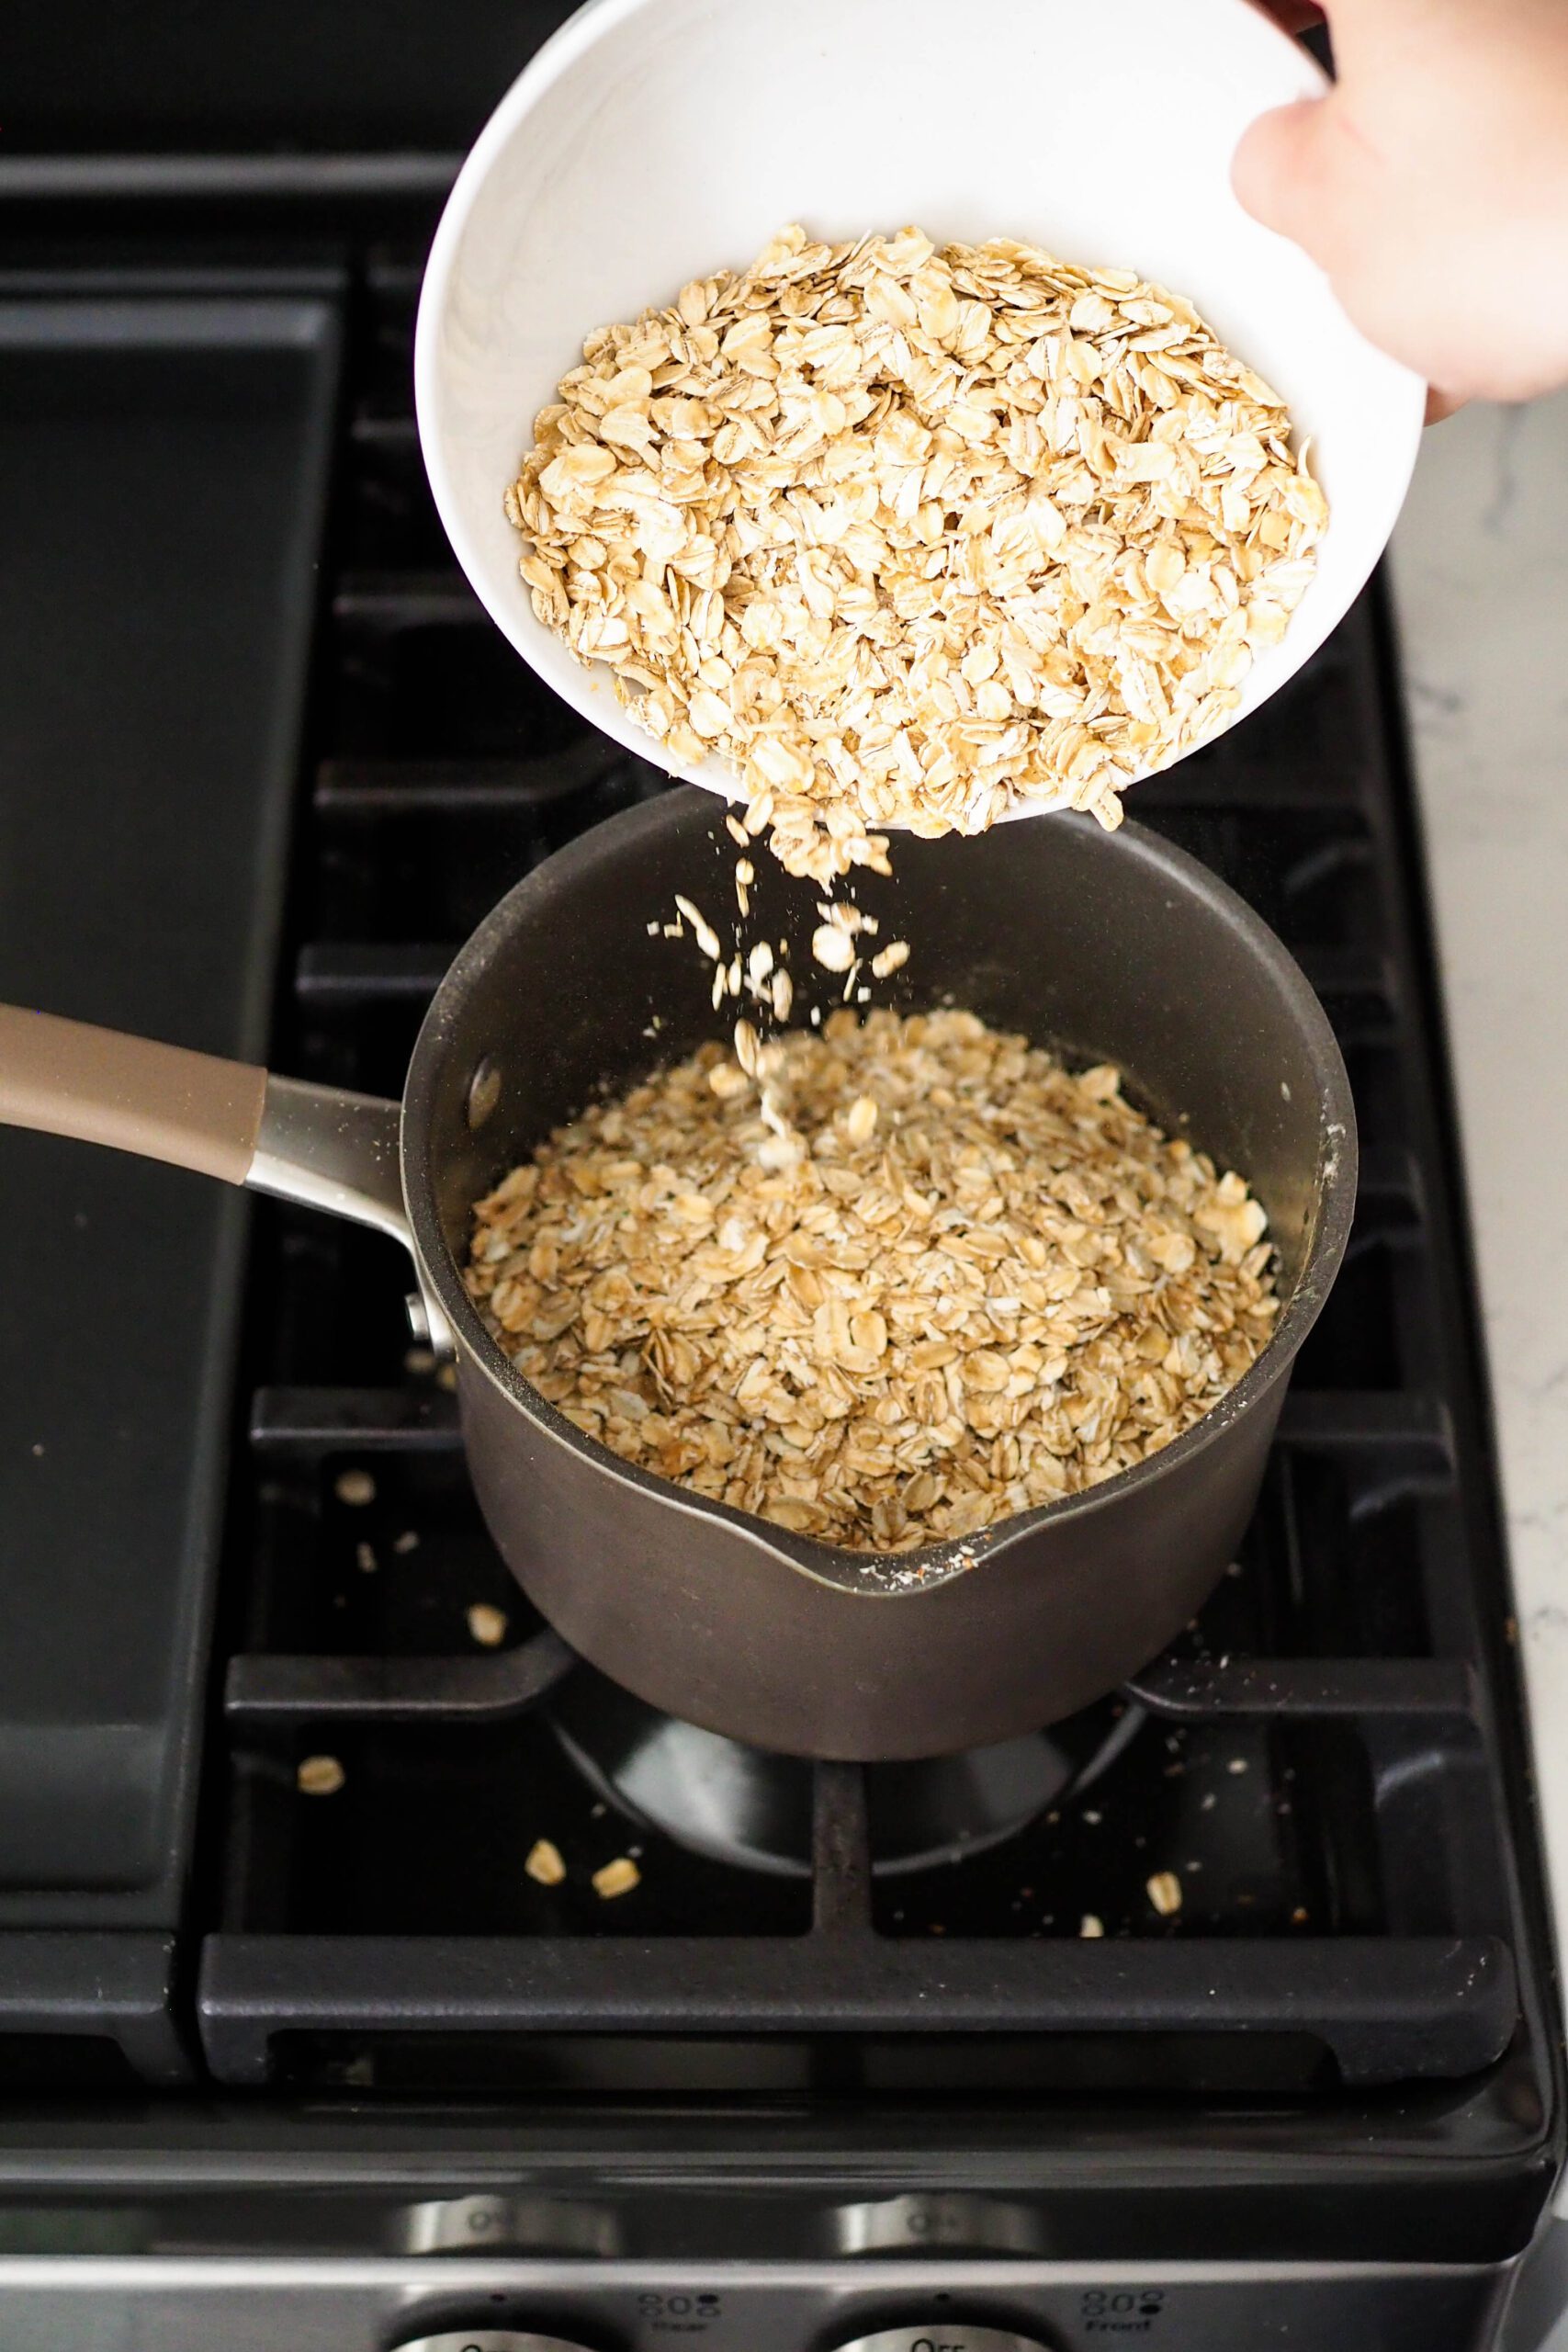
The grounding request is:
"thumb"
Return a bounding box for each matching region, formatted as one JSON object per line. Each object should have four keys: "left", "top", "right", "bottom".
{"left": 1232, "top": 96, "right": 1338, "bottom": 252}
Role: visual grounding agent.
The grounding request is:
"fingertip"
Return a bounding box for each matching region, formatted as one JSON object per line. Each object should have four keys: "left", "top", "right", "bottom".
{"left": 1424, "top": 388, "right": 1466, "bottom": 426}
{"left": 1231, "top": 97, "right": 1325, "bottom": 239}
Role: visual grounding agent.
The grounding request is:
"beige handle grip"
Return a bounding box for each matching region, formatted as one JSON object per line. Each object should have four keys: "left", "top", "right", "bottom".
{"left": 0, "top": 1003, "right": 267, "bottom": 1184}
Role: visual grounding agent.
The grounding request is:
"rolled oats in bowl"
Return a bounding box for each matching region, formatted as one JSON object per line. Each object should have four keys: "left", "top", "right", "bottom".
{"left": 465, "top": 1009, "right": 1279, "bottom": 1554}
{"left": 504, "top": 226, "right": 1328, "bottom": 887}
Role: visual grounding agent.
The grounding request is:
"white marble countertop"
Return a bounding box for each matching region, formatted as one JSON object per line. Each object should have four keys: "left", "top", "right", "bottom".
{"left": 1389, "top": 394, "right": 1568, "bottom": 2140}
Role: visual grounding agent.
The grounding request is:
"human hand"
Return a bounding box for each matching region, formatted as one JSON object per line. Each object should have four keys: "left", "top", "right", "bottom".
{"left": 1235, "top": 0, "right": 1568, "bottom": 419}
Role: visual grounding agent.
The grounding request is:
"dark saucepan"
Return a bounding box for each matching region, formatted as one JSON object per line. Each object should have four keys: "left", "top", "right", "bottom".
{"left": 0, "top": 788, "right": 1355, "bottom": 1758}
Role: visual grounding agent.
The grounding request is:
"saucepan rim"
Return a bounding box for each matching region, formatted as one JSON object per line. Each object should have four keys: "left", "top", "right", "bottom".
{"left": 401, "top": 792, "right": 1358, "bottom": 1596}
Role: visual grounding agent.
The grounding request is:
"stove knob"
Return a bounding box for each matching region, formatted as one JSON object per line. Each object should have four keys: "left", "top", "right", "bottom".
{"left": 833, "top": 2193, "right": 1045, "bottom": 2255}
{"left": 397, "top": 2193, "right": 621, "bottom": 2256}
{"left": 389, "top": 2333, "right": 597, "bottom": 2352}
{"left": 827, "top": 2332, "right": 1053, "bottom": 2352}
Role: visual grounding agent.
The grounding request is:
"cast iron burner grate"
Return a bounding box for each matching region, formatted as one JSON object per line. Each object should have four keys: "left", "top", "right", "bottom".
{"left": 192, "top": 252, "right": 1539, "bottom": 2100}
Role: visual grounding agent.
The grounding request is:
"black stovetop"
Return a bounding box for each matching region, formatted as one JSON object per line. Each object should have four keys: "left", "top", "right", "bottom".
{"left": 0, "top": 187, "right": 1559, "bottom": 2263}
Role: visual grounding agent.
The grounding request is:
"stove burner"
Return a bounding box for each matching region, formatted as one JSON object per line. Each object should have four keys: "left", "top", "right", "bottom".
{"left": 547, "top": 1667, "right": 1146, "bottom": 1878}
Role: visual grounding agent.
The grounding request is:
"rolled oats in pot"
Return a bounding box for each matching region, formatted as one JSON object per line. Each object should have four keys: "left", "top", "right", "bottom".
{"left": 465, "top": 1010, "right": 1279, "bottom": 1555}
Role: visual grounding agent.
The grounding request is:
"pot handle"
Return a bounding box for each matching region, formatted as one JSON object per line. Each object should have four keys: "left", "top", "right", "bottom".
{"left": 0, "top": 999, "right": 422, "bottom": 1276}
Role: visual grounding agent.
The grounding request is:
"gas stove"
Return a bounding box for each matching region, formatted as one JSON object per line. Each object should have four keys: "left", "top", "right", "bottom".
{"left": 0, "top": 32, "right": 1562, "bottom": 2352}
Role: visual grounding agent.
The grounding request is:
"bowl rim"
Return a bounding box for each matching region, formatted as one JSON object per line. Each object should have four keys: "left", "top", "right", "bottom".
{"left": 412, "top": 0, "right": 655, "bottom": 646}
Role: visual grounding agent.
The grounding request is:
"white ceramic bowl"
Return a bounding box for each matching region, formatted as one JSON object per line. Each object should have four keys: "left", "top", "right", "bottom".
{"left": 415, "top": 0, "right": 1425, "bottom": 818}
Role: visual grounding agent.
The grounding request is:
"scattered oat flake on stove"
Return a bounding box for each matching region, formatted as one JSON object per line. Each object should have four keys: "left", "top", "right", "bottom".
{"left": 334, "top": 1467, "right": 376, "bottom": 1508}
{"left": 870, "top": 940, "right": 910, "bottom": 980}
{"left": 464, "top": 1008, "right": 1277, "bottom": 1553}
{"left": 592, "top": 1856, "right": 642, "bottom": 1900}
{"left": 1226, "top": 1756, "right": 1249, "bottom": 1774}
{"left": 392, "top": 1529, "right": 421, "bottom": 1555}
{"left": 505, "top": 224, "right": 1327, "bottom": 888}
{"left": 297, "top": 1755, "right": 344, "bottom": 1797}
{"left": 355, "top": 1541, "right": 378, "bottom": 1575}
{"left": 525, "top": 1837, "right": 568, "bottom": 1887}
{"left": 1146, "top": 1870, "right": 1183, "bottom": 1916}
{"left": 1079, "top": 1913, "right": 1105, "bottom": 1939}
{"left": 467, "top": 1602, "right": 509, "bottom": 1647}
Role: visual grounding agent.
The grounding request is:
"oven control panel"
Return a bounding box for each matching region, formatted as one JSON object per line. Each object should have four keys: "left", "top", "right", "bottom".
{"left": 0, "top": 2259, "right": 1504, "bottom": 2352}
